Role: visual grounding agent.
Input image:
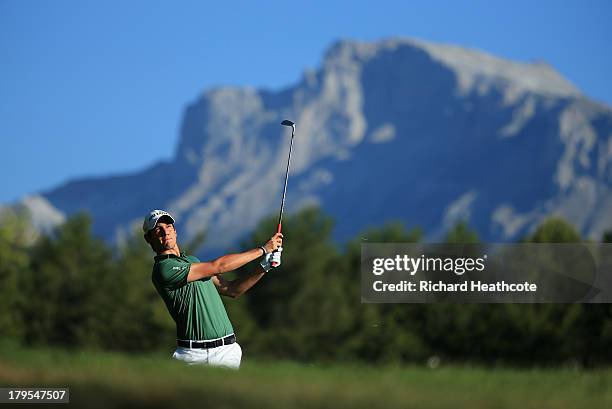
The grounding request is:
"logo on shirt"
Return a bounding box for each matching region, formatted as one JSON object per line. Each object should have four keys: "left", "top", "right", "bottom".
{"left": 172, "top": 266, "right": 182, "bottom": 270}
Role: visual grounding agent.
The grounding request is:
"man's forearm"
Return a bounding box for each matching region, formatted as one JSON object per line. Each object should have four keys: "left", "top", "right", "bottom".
{"left": 215, "top": 247, "right": 264, "bottom": 274}
{"left": 189, "top": 233, "right": 282, "bottom": 282}
{"left": 190, "top": 248, "right": 263, "bottom": 282}
{"left": 227, "top": 265, "right": 268, "bottom": 297}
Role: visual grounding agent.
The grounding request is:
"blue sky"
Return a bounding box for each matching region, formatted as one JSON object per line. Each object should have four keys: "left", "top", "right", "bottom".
{"left": 1, "top": 0, "right": 610, "bottom": 203}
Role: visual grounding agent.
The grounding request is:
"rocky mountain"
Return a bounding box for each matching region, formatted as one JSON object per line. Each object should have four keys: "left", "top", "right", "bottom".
{"left": 14, "top": 38, "right": 612, "bottom": 252}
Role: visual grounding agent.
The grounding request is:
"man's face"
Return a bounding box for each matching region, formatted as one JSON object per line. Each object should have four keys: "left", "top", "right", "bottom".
{"left": 146, "top": 221, "right": 177, "bottom": 252}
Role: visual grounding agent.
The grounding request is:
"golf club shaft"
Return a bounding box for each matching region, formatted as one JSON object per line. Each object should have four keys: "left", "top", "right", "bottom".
{"left": 277, "top": 126, "right": 295, "bottom": 233}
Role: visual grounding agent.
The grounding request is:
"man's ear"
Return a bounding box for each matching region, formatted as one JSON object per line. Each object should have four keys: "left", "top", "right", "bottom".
{"left": 144, "top": 232, "right": 151, "bottom": 244}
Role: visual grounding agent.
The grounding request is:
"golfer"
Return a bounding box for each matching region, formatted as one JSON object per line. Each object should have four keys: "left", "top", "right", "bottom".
{"left": 143, "top": 209, "right": 283, "bottom": 369}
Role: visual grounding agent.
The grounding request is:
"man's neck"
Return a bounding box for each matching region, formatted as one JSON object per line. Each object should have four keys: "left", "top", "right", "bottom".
{"left": 158, "top": 245, "right": 181, "bottom": 257}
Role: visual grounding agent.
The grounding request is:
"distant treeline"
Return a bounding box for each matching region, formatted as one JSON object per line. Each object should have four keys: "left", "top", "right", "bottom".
{"left": 1, "top": 207, "right": 611, "bottom": 367}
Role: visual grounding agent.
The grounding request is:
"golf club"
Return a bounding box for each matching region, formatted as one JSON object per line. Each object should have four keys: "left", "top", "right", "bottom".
{"left": 272, "top": 119, "right": 295, "bottom": 266}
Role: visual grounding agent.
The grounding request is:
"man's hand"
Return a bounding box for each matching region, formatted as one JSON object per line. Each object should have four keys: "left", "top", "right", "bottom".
{"left": 262, "top": 233, "right": 283, "bottom": 254}
{"left": 260, "top": 246, "right": 283, "bottom": 272}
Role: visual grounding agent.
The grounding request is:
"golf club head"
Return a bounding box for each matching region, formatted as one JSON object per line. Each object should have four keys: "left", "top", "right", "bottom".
{"left": 281, "top": 119, "right": 295, "bottom": 130}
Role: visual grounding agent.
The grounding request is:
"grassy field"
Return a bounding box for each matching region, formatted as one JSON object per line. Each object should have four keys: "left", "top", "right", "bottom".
{"left": 0, "top": 342, "right": 611, "bottom": 409}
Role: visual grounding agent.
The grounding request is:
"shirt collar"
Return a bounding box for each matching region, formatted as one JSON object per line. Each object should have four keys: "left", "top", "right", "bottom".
{"left": 154, "top": 253, "right": 185, "bottom": 261}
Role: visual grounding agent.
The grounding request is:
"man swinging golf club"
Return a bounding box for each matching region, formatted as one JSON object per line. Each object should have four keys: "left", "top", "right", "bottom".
{"left": 144, "top": 209, "right": 283, "bottom": 369}
{"left": 144, "top": 120, "right": 296, "bottom": 369}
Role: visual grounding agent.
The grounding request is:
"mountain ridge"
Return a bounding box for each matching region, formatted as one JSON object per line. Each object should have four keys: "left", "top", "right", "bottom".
{"left": 8, "top": 37, "right": 612, "bottom": 252}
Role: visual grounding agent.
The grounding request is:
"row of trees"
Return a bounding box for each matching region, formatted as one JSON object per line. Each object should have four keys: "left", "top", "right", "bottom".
{"left": 1, "top": 207, "right": 611, "bottom": 366}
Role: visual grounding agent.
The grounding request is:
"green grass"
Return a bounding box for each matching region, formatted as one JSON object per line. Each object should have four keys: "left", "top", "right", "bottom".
{"left": 0, "top": 342, "right": 610, "bottom": 409}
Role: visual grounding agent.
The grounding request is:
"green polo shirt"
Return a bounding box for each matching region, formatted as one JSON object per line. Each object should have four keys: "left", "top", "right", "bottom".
{"left": 151, "top": 253, "right": 234, "bottom": 341}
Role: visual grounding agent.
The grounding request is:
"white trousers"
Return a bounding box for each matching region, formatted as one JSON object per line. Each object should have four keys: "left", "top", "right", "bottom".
{"left": 172, "top": 342, "right": 242, "bottom": 369}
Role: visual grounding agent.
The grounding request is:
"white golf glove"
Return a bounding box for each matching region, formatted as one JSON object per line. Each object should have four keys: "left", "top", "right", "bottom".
{"left": 260, "top": 247, "right": 282, "bottom": 272}
{"left": 271, "top": 247, "right": 282, "bottom": 267}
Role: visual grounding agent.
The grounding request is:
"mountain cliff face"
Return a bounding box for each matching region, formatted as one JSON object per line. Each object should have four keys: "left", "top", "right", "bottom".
{"left": 18, "top": 38, "right": 612, "bottom": 251}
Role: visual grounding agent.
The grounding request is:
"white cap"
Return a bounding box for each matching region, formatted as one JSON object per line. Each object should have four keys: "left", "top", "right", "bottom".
{"left": 143, "top": 209, "right": 175, "bottom": 233}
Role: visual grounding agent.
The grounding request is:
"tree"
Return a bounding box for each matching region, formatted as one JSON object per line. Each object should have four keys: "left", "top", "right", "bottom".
{"left": 528, "top": 217, "right": 581, "bottom": 243}
{"left": 21, "top": 213, "right": 114, "bottom": 347}
{"left": 444, "top": 221, "right": 479, "bottom": 244}
{"left": 340, "top": 222, "right": 427, "bottom": 363}
{"left": 512, "top": 216, "right": 608, "bottom": 365}
{"left": 0, "top": 208, "right": 32, "bottom": 340}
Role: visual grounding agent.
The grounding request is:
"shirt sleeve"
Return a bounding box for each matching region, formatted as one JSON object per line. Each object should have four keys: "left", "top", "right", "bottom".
{"left": 154, "top": 259, "right": 191, "bottom": 289}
